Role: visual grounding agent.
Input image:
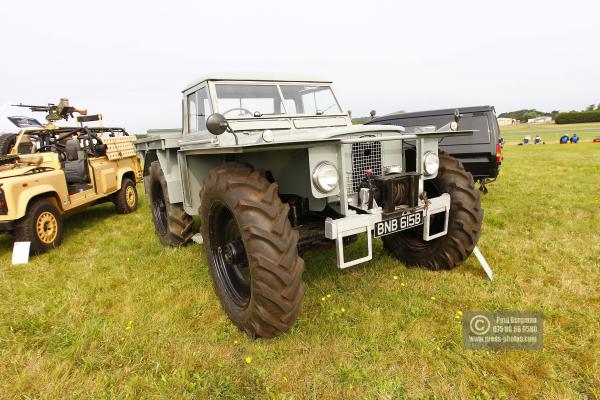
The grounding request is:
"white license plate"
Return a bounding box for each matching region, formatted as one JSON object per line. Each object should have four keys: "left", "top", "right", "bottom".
{"left": 373, "top": 211, "right": 424, "bottom": 237}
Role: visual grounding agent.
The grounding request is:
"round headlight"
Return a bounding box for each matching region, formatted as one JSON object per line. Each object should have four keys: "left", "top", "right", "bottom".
{"left": 312, "top": 162, "right": 339, "bottom": 193}
{"left": 423, "top": 152, "right": 439, "bottom": 176}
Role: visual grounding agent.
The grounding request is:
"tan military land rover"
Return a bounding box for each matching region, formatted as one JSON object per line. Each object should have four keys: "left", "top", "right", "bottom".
{"left": 0, "top": 99, "right": 142, "bottom": 255}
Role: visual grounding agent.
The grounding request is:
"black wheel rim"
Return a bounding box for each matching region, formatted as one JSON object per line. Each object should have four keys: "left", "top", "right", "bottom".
{"left": 151, "top": 184, "right": 168, "bottom": 235}
{"left": 208, "top": 201, "right": 250, "bottom": 308}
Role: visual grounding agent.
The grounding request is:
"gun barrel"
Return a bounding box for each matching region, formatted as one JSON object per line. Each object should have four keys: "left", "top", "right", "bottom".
{"left": 11, "top": 103, "right": 53, "bottom": 111}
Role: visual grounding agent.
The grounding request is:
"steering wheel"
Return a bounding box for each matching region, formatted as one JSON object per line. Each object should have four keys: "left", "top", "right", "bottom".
{"left": 38, "top": 145, "right": 67, "bottom": 161}
{"left": 222, "top": 107, "right": 253, "bottom": 117}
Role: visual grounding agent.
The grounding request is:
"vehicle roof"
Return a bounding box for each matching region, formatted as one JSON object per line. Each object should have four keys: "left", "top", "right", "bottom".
{"left": 183, "top": 72, "right": 332, "bottom": 92}
{"left": 367, "top": 105, "right": 495, "bottom": 124}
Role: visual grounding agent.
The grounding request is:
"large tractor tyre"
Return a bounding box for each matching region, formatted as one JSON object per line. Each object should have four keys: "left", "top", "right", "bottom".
{"left": 14, "top": 198, "right": 64, "bottom": 255}
{"left": 0, "top": 133, "right": 17, "bottom": 155}
{"left": 148, "top": 161, "right": 193, "bottom": 246}
{"left": 200, "top": 163, "right": 305, "bottom": 338}
{"left": 114, "top": 177, "right": 139, "bottom": 214}
{"left": 382, "top": 151, "right": 483, "bottom": 270}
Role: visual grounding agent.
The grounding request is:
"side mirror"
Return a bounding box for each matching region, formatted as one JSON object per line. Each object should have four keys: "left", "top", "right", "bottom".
{"left": 454, "top": 109, "right": 461, "bottom": 123}
{"left": 206, "top": 113, "right": 228, "bottom": 135}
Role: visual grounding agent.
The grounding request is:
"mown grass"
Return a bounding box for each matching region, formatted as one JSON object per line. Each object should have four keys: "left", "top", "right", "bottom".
{"left": 500, "top": 122, "right": 600, "bottom": 144}
{"left": 0, "top": 143, "right": 599, "bottom": 399}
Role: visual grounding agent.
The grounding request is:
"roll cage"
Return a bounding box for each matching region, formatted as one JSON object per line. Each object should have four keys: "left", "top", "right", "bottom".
{"left": 12, "top": 127, "right": 130, "bottom": 158}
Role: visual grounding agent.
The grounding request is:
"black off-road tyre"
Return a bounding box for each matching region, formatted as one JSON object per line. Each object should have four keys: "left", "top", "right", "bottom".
{"left": 0, "top": 133, "right": 17, "bottom": 155}
{"left": 148, "top": 161, "right": 193, "bottom": 246}
{"left": 114, "top": 177, "right": 139, "bottom": 214}
{"left": 382, "top": 152, "right": 483, "bottom": 270}
{"left": 200, "top": 163, "right": 305, "bottom": 338}
{"left": 14, "top": 198, "right": 64, "bottom": 255}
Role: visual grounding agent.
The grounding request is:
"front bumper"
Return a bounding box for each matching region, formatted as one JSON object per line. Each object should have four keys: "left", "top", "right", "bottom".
{"left": 324, "top": 193, "right": 451, "bottom": 268}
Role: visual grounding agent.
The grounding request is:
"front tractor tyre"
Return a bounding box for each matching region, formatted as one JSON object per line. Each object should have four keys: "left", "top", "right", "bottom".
{"left": 148, "top": 161, "right": 193, "bottom": 246}
{"left": 382, "top": 152, "right": 484, "bottom": 270}
{"left": 200, "top": 163, "right": 305, "bottom": 338}
{"left": 114, "top": 177, "right": 139, "bottom": 214}
{"left": 14, "top": 198, "right": 64, "bottom": 255}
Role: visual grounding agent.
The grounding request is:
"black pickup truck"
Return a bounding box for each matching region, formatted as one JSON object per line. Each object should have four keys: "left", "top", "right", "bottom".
{"left": 366, "top": 105, "right": 502, "bottom": 192}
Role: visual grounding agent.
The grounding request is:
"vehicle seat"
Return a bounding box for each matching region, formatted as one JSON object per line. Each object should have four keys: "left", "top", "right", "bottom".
{"left": 65, "top": 139, "right": 83, "bottom": 161}
{"left": 94, "top": 143, "right": 107, "bottom": 157}
{"left": 63, "top": 139, "right": 89, "bottom": 183}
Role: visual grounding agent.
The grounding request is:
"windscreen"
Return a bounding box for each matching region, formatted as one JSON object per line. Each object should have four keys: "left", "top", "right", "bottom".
{"left": 280, "top": 85, "right": 342, "bottom": 115}
{"left": 215, "top": 84, "right": 283, "bottom": 118}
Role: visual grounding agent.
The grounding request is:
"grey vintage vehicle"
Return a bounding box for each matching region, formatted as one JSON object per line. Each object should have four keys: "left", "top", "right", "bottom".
{"left": 135, "top": 74, "right": 483, "bottom": 338}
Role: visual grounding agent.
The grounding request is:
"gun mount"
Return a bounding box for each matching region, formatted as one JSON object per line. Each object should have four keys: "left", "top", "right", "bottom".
{"left": 11, "top": 98, "right": 87, "bottom": 125}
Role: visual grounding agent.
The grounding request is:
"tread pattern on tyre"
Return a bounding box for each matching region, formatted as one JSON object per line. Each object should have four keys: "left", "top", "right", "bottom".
{"left": 148, "top": 161, "right": 193, "bottom": 246}
{"left": 0, "top": 133, "right": 17, "bottom": 155}
{"left": 114, "top": 177, "right": 138, "bottom": 214}
{"left": 14, "top": 198, "right": 63, "bottom": 255}
{"left": 200, "top": 163, "right": 305, "bottom": 338}
{"left": 382, "top": 151, "right": 484, "bottom": 270}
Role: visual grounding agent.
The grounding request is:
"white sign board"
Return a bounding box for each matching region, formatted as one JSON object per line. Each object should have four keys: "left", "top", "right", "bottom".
{"left": 12, "top": 241, "right": 31, "bottom": 265}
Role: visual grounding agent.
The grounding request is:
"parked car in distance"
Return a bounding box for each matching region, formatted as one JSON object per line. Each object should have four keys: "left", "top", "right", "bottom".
{"left": 367, "top": 106, "right": 502, "bottom": 193}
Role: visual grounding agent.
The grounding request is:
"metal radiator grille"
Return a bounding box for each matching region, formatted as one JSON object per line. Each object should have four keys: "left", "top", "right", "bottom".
{"left": 350, "top": 141, "right": 382, "bottom": 192}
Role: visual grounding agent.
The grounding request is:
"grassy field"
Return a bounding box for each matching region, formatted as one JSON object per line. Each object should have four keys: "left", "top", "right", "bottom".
{"left": 0, "top": 143, "right": 599, "bottom": 399}
{"left": 500, "top": 121, "right": 600, "bottom": 144}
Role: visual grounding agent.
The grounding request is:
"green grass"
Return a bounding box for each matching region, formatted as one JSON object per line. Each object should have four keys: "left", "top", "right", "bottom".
{"left": 1, "top": 143, "right": 599, "bottom": 399}
{"left": 501, "top": 122, "right": 600, "bottom": 144}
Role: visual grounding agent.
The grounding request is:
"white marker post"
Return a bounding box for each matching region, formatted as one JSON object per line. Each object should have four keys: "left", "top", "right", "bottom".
{"left": 473, "top": 246, "right": 493, "bottom": 281}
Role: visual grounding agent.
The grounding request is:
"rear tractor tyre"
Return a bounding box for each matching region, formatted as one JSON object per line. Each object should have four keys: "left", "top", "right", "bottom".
{"left": 382, "top": 151, "right": 483, "bottom": 270}
{"left": 14, "top": 198, "right": 64, "bottom": 255}
{"left": 114, "top": 178, "right": 139, "bottom": 214}
{"left": 200, "top": 163, "right": 305, "bottom": 338}
{"left": 148, "top": 161, "right": 193, "bottom": 246}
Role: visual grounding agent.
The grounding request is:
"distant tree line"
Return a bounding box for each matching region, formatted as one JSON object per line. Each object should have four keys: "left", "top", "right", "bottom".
{"left": 351, "top": 117, "right": 370, "bottom": 125}
{"left": 500, "top": 104, "right": 600, "bottom": 124}
{"left": 555, "top": 110, "right": 600, "bottom": 124}
{"left": 497, "top": 109, "right": 558, "bottom": 122}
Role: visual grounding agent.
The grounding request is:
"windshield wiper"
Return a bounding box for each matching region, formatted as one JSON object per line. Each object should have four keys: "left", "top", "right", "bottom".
{"left": 316, "top": 103, "right": 338, "bottom": 115}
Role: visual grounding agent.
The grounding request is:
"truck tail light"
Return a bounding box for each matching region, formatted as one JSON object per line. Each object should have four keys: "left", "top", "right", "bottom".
{"left": 0, "top": 187, "right": 7, "bottom": 215}
{"left": 496, "top": 143, "right": 502, "bottom": 163}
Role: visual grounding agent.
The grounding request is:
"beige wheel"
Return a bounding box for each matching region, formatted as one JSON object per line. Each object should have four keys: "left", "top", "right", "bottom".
{"left": 36, "top": 211, "right": 59, "bottom": 244}
{"left": 14, "top": 198, "right": 64, "bottom": 255}
{"left": 125, "top": 186, "right": 137, "bottom": 208}
{"left": 114, "top": 177, "right": 138, "bottom": 214}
